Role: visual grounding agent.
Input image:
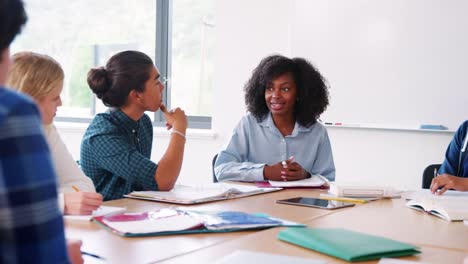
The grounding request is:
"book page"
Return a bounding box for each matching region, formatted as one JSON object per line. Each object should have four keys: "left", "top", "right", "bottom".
{"left": 406, "top": 191, "right": 468, "bottom": 221}
{"left": 269, "top": 175, "right": 327, "bottom": 187}
{"left": 127, "top": 183, "right": 279, "bottom": 204}
{"left": 102, "top": 212, "right": 202, "bottom": 234}
{"left": 404, "top": 189, "right": 468, "bottom": 200}
{"left": 64, "top": 206, "right": 126, "bottom": 221}
{"left": 432, "top": 198, "right": 468, "bottom": 221}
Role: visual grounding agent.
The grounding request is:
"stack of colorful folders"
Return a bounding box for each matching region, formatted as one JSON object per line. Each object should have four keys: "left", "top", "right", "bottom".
{"left": 278, "top": 227, "right": 420, "bottom": 262}
{"left": 93, "top": 208, "right": 303, "bottom": 237}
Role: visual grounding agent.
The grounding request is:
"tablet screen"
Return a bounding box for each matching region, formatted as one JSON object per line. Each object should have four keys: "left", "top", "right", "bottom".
{"left": 276, "top": 197, "right": 355, "bottom": 210}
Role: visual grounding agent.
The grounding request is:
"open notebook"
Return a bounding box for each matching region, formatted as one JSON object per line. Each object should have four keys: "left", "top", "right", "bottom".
{"left": 124, "top": 183, "right": 281, "bottom": 204}
{"left": 92, "top": 208, "right": 303, "bottom": 237}
{"left": 406, "top": 190, "right": 468, "bottom": 221}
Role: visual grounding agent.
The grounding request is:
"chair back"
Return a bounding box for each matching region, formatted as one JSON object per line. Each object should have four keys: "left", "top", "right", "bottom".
{"left": 212, "top": 154, "right": 218, "bottom": 183}
{"left": 422, "top": 164, "right": 442, "bottom": 189}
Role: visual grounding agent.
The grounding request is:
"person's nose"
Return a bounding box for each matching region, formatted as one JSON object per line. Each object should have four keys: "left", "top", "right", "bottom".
{"left": 272, "top": 88, "right": 281, "bottom": 98}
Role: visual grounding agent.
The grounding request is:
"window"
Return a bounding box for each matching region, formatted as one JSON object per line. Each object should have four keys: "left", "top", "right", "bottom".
{"left": 11, "top": 0, "right": 214, "bottom": 128}
{"left": 169, "top": 0, "right": 215, "bottom": 127}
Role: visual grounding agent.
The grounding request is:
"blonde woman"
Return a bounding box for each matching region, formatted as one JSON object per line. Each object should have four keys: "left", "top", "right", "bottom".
{"left": 6, "top": 51, "right": 102, "bottom": 215}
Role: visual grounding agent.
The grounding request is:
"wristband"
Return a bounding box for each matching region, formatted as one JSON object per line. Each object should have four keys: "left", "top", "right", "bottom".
{"left": 171, "top": 129, "right": 186, "bottom": 141}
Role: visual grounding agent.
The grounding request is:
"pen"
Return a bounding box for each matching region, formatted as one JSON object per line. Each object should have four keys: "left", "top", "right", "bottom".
{"left": 319, "top": 195, "right": 368, "bottom": 204}
{"left": 336, "top": 123, "right": 361, "bottom": 127}
{"left": 323, "top": 122, "right": 360, "bottom": 127}
{"left": 432, "top": 168, "right": 445, "bottom": 193}
{"left": 462, "top": 135, "right": 468, "bottom": 152}
{"left": 81, "top": 251, "right": 106, "bottom": 260}
{"left": 281, "top": 156, "right": 295, "bottom": 167}
{"left": 129, "top": 193, "right": 155, "bottom": 199}
{"left": 72, "top": 185, "right": 80, "bottom": 192}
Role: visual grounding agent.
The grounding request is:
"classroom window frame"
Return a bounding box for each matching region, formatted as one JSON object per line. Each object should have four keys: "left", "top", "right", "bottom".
{"left": 55, "top": 0, "right": 212, "bottom": 129}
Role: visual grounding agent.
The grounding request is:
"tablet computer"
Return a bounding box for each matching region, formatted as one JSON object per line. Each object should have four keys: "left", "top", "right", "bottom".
{"left": 276, "top": 197, "right": 355, "bottom": 210}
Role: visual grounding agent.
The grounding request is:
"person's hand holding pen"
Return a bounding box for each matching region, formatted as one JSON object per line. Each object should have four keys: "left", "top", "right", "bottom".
{"left": 67, "top": 239, "right": 84, "bottom": 264}
{"left": 430, "top": 170, "right": 468, "bottom": 195}
{"left": 64, "top": 186, "right": 103, "bottom": 215}
{"left": 263, "top": 156, "right": 310, "bottom": 181}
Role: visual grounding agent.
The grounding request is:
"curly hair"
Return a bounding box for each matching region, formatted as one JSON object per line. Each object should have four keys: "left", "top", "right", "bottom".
{"left": 244, "top": 54, "right": 330, "bottom": 127}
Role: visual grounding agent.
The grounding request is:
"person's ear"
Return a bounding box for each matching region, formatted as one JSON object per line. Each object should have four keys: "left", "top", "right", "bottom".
{"left": 128, "top": 90, "right": 142, "bottom": 104}
{"left": 0, "top": 48, "right": 11, "bottom": 85}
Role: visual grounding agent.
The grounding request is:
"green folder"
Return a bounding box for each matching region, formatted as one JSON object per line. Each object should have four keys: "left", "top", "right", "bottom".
{"left": 277, "top": 227, "right": 420, "bottom": 262}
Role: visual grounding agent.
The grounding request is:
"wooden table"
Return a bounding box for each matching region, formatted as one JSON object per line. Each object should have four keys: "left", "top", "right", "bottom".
{"left": 302, "top": 198, "right": 468, "bottom": 252}
{"left": 157, "top": 196, "right": 468, "bottom": 263}
{"left": 158, "top": 227, "right": 468, "bottom": 264}
{"left": 65, "top": 188, "right": 333, "bottom": 263}
{"left": 66, "top": 188, "right": 468, "bottom": 263}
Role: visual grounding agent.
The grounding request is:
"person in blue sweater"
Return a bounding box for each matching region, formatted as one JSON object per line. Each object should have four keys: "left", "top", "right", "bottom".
{"left": 431, "top": 120, "right": 468, "bottom": 195}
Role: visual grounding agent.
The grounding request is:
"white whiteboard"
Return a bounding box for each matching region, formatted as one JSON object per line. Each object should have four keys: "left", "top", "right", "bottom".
{"left": 291, "top": 0, "right": 468, "bottom": 130}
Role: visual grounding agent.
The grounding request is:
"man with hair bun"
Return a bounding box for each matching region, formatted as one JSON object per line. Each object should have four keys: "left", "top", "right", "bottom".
{"left": 81, "top": 50, "right": 188, "bottom": 201}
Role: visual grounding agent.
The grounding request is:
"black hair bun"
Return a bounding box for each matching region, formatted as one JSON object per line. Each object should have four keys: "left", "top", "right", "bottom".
{"left": 87, "top": 67, "right": 110, "bottom": 98}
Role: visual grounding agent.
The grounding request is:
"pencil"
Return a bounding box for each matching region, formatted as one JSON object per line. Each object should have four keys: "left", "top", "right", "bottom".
{"left": 319, "top": 196, "right": 368, "bottom": 204}
{"left": 81, "top": 251, "right": 105, "bottom": 260}
{"left": 72, "top": 185, "right": 80, "bottom": 192}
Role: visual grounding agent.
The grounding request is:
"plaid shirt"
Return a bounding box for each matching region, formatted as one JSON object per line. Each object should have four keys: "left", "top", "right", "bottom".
{"left": 80, "top": 109, "right": 158, "bottom": 201}
{"left": 0, "top": 88, "right": 69, "bottom": 263}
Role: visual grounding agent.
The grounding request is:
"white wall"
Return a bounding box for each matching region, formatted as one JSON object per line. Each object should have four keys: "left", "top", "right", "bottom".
{"left": 291, "top": 0, "right": 468, "bottom": 130}
{"left": 328, "top": 127, "right": 452, "bottom": 190}
{"left": 57, "top": 0, "right": 455, "bottom": 190}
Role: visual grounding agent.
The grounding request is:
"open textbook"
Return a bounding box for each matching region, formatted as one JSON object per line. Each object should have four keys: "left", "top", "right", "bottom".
{"left": 406, "top": 190, "right": 468, "bottom": 221}
{"left": 124, "top": 183, "right": 281, "bottom": 204}
{"left": 92, "top": 208, "right": 303, "bottom": 237}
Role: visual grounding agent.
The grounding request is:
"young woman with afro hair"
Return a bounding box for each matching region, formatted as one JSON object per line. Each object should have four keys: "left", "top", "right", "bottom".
{"left": 214, "top": 55, "right": 335, "bottom": 183}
